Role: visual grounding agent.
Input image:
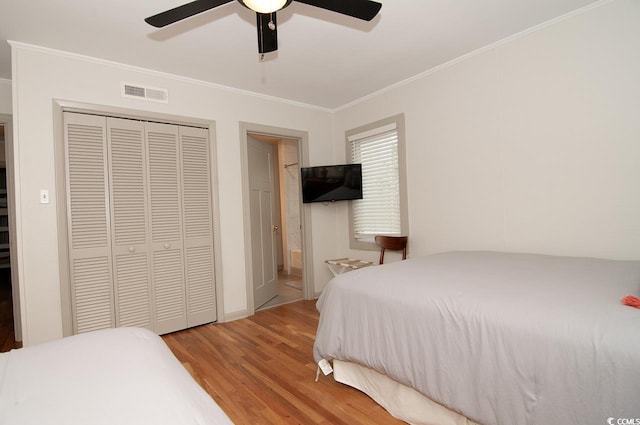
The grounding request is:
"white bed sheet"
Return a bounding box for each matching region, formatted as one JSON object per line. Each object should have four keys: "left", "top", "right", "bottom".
{"left": 313, "top": 251, "right": 640, "bottom": 425}
{"left": 0, "top": 327, "right": 234, "bottom": 425}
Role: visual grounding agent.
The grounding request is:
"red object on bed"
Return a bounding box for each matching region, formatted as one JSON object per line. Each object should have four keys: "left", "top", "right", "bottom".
{"left": 621, "top": 295, "right": 640, "bottom": 308}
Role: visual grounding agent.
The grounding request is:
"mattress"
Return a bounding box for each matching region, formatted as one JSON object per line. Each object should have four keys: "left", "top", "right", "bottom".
{"left": 313, "top": 251, "right": 640, "bottom": 425}
{"left": 0, "top": 327, "right": 234, "bottom": 425}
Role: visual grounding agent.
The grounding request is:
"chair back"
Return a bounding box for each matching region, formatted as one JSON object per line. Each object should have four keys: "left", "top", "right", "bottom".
{"left": 374, "top": 235, "right": 408, "bottom": 264}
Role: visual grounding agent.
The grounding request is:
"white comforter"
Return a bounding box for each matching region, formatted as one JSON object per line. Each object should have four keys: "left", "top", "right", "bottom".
{"left": 0, "top": 327, "right": 234, "bottom": 425}
{"left": 313, "top": 251, "right": 640, "bottom": 425}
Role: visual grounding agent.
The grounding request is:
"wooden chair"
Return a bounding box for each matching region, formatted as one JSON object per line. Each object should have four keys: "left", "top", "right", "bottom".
{"left": 375, "top": 235, "right": 408, "bottom": 264}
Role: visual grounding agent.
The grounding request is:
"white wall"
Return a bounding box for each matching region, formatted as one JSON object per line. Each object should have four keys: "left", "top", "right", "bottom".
{"left": 11, "top": 44, "right": 336, "bottom": 345}
{"left": 0, "top": 79, "right": 11, "bottom": 114}
{"left": 335, "top": 0, "right": 640, "bottom": 263}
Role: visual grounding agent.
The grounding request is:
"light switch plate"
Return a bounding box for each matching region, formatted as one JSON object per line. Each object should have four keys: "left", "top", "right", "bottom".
{"left": 40, "top": 189, "right": 49, "bottom": 204}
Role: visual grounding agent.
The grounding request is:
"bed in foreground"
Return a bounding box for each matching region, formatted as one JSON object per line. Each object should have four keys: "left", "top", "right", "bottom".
{"left": 313, "top": 251, "right": 640, "bottom": 425}
{"left": 0, "top": 327, "right": 234, "bottom": 425}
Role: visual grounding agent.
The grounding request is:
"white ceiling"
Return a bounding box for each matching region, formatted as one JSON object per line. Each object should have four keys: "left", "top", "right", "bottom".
{"left": 0, "top": 0, "right": 602, "bottom": 109}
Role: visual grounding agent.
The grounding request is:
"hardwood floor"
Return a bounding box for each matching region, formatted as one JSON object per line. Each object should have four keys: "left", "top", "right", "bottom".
{"left": 162, "top": 300, "right": 405, "bottom": 425}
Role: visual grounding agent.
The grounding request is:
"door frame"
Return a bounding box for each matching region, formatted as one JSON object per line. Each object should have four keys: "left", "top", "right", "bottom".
{"left": 239, "top": 122, "right": 313, "bottom": 314}
{"left": 53, "top": 100, "right": 226, "bottom": 335}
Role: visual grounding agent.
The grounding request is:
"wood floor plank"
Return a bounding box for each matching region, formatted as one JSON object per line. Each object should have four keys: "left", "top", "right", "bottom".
{"left": 162, "top": 300, "right": 405, "bottom": 425}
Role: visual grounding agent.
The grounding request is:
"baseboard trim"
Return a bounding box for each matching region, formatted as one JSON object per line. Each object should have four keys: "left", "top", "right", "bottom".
{"left": 220, "top": 309, "right": 249, "bottom": 323}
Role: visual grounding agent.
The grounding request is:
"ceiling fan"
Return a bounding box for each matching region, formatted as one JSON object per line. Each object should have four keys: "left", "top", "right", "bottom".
{"left": 145, "top": 0, "right": 382, "bottom": 54}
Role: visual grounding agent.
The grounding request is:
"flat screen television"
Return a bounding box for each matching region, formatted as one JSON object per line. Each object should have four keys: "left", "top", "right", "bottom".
{"left": 301, "top": 164, "right": 363, "bottom": 203}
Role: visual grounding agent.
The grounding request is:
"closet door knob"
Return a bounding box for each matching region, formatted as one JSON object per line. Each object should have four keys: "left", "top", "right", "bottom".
{"left": 164, "top": 243, "right": 170, "bottom": 249}
{"left": 129, "top": 247, "right": 136, "bottom": 253}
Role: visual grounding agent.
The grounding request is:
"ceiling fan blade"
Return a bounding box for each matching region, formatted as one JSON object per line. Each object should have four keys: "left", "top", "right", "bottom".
{"left": 295, "top": 0, "right": 381, "bottom": 21}
{"left": 145, "top": 0, "right": 234, "bottom": 28}
{"left": 256, "top": 12, "right": 278, "bottom": 54}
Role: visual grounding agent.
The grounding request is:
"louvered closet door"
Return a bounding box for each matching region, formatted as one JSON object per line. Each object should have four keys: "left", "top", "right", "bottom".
{"left": 180, "top": 126, "right": 216, "bottom": 327}
{"left": 64, "top": 112, "right": 115, "bottom": 334}
{"left": 106, "top": 118, "right": 153, "bottom": 330}
{"left": 146, "top": 122, "right": 187, "bottom": 334}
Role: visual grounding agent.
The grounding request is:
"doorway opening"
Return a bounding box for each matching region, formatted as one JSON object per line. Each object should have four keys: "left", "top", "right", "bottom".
{"left": 240, "top": 123, "right": 313, "bottom": 314}
{"left": 249, "top": 132, "right": 302, "bottom": 310}
{"left": 0, "top": 116, "right": 21, "bottom": 351}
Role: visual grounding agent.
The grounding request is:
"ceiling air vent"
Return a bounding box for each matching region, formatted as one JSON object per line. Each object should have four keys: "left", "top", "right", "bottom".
{"left": 121, "top": 83, "right": 169, "bottom": 103}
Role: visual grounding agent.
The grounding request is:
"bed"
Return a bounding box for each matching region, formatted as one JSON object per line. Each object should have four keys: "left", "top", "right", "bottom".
{"left": 313, "top": 251, "right": 640, "bottom": 425}
{"left": 0, "top": 326, "right": 234, "bottom": 425}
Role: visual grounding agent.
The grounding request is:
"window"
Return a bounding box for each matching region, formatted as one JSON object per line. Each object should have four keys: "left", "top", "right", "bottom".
{"left": 347, "top": 114, "right": 408, "bottom": 250}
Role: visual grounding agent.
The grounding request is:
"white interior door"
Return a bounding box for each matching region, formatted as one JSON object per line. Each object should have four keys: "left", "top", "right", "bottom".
{"left": 145, "top": 122, "right": 187, "bottom": 334}
{"left": 179, "top": 126, "right": 217, "bottom": 328}
{"left": 248, "top": 136, "right": 278, "bottom": 308}
{"left": 106, "top": 117, "right": 153, "bottom": 331}
{"left": 64, "top": 112, "right": 115, "bottom": 333}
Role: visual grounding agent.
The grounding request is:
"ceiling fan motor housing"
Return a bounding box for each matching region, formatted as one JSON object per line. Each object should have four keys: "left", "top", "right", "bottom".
{"left": 238, "top": 0, "right": 293, "bottom": 14}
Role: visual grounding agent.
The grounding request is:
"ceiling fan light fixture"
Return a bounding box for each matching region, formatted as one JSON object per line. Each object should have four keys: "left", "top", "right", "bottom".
{"left": 238, "top": 0, "right": 289, "bottom": 14}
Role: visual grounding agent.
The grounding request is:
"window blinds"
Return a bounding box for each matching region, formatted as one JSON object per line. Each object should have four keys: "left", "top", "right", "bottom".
{"left": 349, "top": 125, "right": 401, "bottom": 241}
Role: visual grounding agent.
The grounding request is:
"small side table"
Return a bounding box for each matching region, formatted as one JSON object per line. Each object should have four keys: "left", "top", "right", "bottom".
{"left": 325, "top": 258, "right": 375, "bottom": 277}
